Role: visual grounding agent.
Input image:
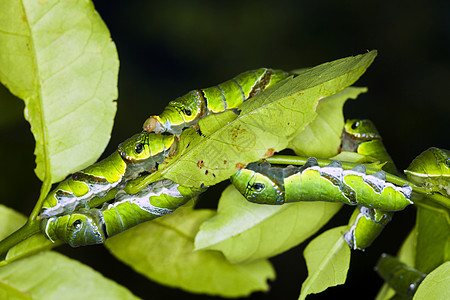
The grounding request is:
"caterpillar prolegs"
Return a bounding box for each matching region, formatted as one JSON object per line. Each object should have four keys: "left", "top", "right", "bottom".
{"left": 231, "top": 159, "right": 412, "bottom": 211}
{"left": 40, "top": 132, "right": 178, "bottom": 219}
{"left": 143, "top": 68, "right": 290, "bottom": 135}
{"left": 344, "top": 206, "right": 393, "bottom": 250}
{"left": 41, "top": 180, "right": 206, "bottom": 247}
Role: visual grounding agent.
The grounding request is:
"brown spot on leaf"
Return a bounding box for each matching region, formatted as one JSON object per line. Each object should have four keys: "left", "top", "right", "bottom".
{"left": 236, "top": 163, "right": 246, "bottom": 170}
{"left": 265, "top": 149, "right": 275, "bottom": 157}
{"left": 197, "top": 160, "right": 204, "bottom": 169}
{"left": 230, "top": 126, "right": 256, "bottom": 152}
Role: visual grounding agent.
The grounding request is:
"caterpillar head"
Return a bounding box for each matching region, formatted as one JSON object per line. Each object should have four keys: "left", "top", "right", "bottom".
{"left": 42, "top": 212, "right": 105, "bottom": 247}
{"left": 143, "top": 90, "right": 205, "bottom": 134}
{"left": 344, "top": 119, "right": 381, "bottom": 140}
{"left": 231, "top": 168, "right": 285, "bottom": 204}
{"left": 118, "top": 132, "right": 176, "bottom": 164}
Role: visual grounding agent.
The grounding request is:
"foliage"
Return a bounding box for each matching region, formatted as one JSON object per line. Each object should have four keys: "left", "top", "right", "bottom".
{"left": 0, "top": 1, "right": 448, "bottom": 299}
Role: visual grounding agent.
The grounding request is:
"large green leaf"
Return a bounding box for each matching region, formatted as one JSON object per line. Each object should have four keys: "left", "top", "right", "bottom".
{"left": 298, "top": 226, "right": 351, "bottom": 300}
{"left": 0, "top": 251, "right": 139, "bottom": 300}
{"left": 195, "top": 185, "right": 342, "bottom": 264}
{"left": 289, "top": 86, "right": 368, "bottom": 157}
{"left": 129, "top": 51, "right": 376, "bottom": 190}
{"left": 414, "top": 205, "right": 450, "bottom": 273}
{"left": 105, "top": 206, "right": 275, "bottom": 297}
{"left": 193, "top": 94, "right": 367, "bottom": 265}
{"left": 413, "top": 261, "right": 450, "bottom": 300}
{"left": 0, "top": 0, "right": 119, "bottom": 183}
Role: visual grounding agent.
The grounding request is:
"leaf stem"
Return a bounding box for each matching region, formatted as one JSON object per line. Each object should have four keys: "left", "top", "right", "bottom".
{"left": 123, "top": 171, "right": 164, "bottom": 194}
{"left": 29, "top": 178, "right": 52, "bottom": 221}
{"left": 0, "top": 220, "right": 41, "bottom": 260}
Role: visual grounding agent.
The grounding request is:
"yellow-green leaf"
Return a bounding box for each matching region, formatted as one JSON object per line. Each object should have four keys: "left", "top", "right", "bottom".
{"left": 195, "top": 185, "right": 342, "bottom": 264}
{"left": 299, "top": 226, "right": 351, "bottom": 300}
{"left": 105, "top": 207, "right": 275, "bottom": 297}
{"left": 413, "top": 261, "right": 450, "bottom": 300}
{"left": 289, "top": 86, "right": 368, "bottom": 157}
{"left": 414, "top": 205, "right": 450, "bottom": 273}
{"left": 0, "top": 0, "right": 119, "bottom": 183}
{"left": 0, "top": 252, "right": 139, "bottom": 300}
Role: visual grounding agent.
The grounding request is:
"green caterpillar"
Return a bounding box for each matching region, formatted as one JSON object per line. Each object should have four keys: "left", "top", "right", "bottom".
{"left": 41, "top": 180, "right": 206, "bottom": 247}
{"left": 375, "top": 253, "right": 427, "bottom": 298}
{"left": 404, "top": 147, "right": 450, "bottom": 196}
{"left": 143, "top": 68, "right": 290, "bottom": 135}
{"left": 341, "top": 119, "right": 397, "bottom": 250}
{"left": 231, "top": 158, "right": 412, "bottom": 211}
{"left": 40, "top": 133, "right": 178, "bottom": 219}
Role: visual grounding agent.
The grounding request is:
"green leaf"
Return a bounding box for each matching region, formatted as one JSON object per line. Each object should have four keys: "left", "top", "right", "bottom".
{"left": 133, "top": 51, "right": 377, "bottom": 189}
{"left": 105, "top": 207, "right": 275, "bottom": 297}
{"left": 375, "top": 228, "right": 416, "bottom": 300}
{"left": 289, "top": 86, "right": 368, "bottom": 157}
{"left": 414, "top": 205, "right": 450, "bottom": 273}
{"left": 0, "top": 0, "right": 119, "bottom": 183}
{"left": 299, "top": 226, "right": 351, "bottom": 300}
{"left": 0, "top": 251, "right": 139, "bottom": 300}
{"left": 195, "top": 185, "right": 342, "bottom": 264}
{"left": 413, "top": 261, "right": 450, "bottom": 300}
{"left": 0, "top": 206, "right": 26, "bottom": 240}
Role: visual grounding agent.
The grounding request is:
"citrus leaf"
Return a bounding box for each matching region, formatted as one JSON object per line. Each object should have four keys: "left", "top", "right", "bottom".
{"left": 153, "top": 51, "right": 377, "bottom": 188}
{"left": 289, "top": 86, "right": 368, "bottom": 157}
{"left": 105, "top": 207, "right": 275, "bottom": 297}
{"left": 0, "top": 206, "right": 26, "bottom": 240}
{"left": 413, "top": 261, "right": 450, "bottom": 300}
{"left": 299, "top": 226, "right": 351, "bottom": 300}
{"left": 414, "top": 205, "right": 450, "bottom": 273}
{"left": 0, "top": 0, "right": 119, "bottom": 183}
{"left": 195, "top": 185, "right": 342, "bottom": 264}
{"left": 0, "top": 281, "right": 32, "bottom": 300}
{"left": 194, "top": 146, "right": 370, "bottom": 264}
{"left": 0, "top": 251, "right": 139, "bottom": 300}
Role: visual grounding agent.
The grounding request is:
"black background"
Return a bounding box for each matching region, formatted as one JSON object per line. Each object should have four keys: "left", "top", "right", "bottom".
{"left": 1, "top": 0, "right": 449, "bottom": 299}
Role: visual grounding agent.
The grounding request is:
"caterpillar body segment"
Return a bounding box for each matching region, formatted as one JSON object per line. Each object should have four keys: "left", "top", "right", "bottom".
{"left": 341, "top": 119, "right": 400, "bottom": 249}
{"left": 344, "top": 206, "right": 394, "bottom": 250}
{"left": 143, "top": 68, "right": 290, "bottom": 135}
{"left": 375, "top": 254, "right": 427, "bottom": 298}
{"left": 41, "top": 180, "right": 206, "bottom": 246}
{"left": 231, "top": 159, "right": 412, "bottom": 211}
{"left": 40, "top": 133, "right": 178, "bottom": 219}
{"left": 405, "top": 147, "right": 450, "bottom": 196}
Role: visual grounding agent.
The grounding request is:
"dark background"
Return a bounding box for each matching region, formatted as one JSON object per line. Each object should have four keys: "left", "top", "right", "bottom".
{"left": 1, "top": 0, "right": 449, "bottom": 299}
